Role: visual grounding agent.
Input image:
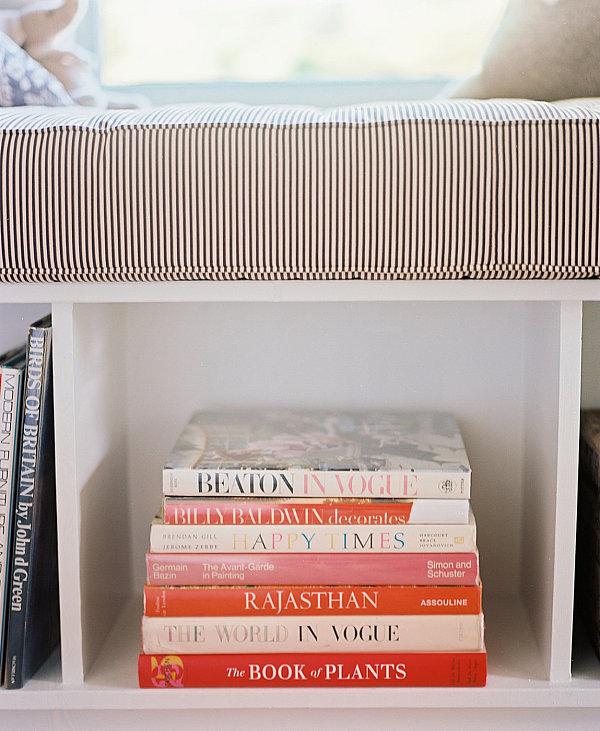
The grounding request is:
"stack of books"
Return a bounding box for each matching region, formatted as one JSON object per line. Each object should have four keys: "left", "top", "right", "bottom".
{"left": 138, "top": 410, "right": 487, "bottom": 688}
{"left": 0, "top": 315, "right": 60, "bottom": 689}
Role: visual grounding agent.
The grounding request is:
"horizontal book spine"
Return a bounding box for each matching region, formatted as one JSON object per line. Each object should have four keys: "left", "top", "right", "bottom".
{"left": 149, "top": 521, "right": 477, "bottom": 553}
{"left": 141, "top": 613, "right": 484, "bottom": 654}
{"left": 162, "top": 498, "right": 471, "bottom": 525}
{"left": 143, "top": 583, "right": 483, "bottom": 617}
{"left": 163, "top": 468, "right": 470, "bottom": 500}
{"left": 146, "top": 551, "right": 479, "bottom": 586}
{"left": 139, "top": 650, "right": 487, "bottom": 687}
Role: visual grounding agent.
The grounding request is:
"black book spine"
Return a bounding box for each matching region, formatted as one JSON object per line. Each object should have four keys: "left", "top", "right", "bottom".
{"left": 0, "top": 353, "right": 26, "bottom": 685}
{"left": 3, "top": 318, "right": 56, "bottom": 689}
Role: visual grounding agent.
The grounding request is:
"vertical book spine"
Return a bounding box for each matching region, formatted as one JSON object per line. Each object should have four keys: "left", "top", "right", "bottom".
{"left": 0, "top": 363, "right": 24, "bottom": 680}
{"left": 3, "top": 323, "right": 51, "bottom": 689}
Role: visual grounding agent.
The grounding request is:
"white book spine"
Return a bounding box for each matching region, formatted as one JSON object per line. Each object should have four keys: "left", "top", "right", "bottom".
{"left": 141, "top": 613, "right": 485, "bottom": 654}
{"left": 163, "top": 467, "right": 470, "bottom": 500}
{"left": 149, "top": 517, "right": 477, "bottom": 553}
{"left": 161, "top": 497, "right": 471, "bottom": 525}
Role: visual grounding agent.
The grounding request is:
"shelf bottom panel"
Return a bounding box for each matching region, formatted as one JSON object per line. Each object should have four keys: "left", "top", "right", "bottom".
{"left": 1, "top": 592, "right": 600, "bottom": 709}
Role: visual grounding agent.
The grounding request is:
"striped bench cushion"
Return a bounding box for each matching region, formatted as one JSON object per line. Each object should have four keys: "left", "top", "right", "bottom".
{"left": 1, "top": 99, "right": 599, "bottom": 283}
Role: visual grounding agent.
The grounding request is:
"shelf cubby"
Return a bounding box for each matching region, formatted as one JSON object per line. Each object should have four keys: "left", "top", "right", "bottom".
{"left": 1, "top": 279, "right": 600, "bottom": 725}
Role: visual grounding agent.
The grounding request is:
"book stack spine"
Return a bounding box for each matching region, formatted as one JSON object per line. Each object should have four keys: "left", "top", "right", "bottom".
{"left": 138, "top": 413, "right": 486, "bottom": 688}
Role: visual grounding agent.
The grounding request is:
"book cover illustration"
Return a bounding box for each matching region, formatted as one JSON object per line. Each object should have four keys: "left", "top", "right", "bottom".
{"left": 163, "top": 410, "right": 471, "bottom": 499}
{"left": 3, "top": 315, "right": 60, "bottom": 689}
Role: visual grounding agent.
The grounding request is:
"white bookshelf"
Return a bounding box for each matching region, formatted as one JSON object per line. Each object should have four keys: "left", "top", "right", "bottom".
{"left": 2, "top": 279, "right": 600, "bottom": 727}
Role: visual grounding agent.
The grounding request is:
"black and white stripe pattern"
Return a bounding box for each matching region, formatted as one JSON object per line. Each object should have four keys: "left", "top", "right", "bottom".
{"left": 1, "top": 99, "right": 600, "bottom": 282}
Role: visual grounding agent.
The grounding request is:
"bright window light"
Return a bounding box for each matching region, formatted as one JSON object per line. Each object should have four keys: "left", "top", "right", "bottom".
{"left": 97, "top": 0, "right": 507, "bottom": 87}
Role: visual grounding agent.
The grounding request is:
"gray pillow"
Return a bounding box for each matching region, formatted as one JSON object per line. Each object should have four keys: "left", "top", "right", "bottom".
{"left": 0, "top": 30, "right": 73, "bottom": 107}
{"left": 448, "top": 0, "right": 600, "bottom": 101}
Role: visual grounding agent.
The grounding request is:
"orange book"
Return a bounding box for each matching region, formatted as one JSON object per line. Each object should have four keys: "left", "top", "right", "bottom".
{"left": 144, "top": 583, "right": 482, "bottom": 617}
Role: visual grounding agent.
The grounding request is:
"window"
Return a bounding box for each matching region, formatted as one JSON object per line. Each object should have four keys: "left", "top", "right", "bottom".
{"left": 85, "top": 0, "right": 507, "bottom": 105}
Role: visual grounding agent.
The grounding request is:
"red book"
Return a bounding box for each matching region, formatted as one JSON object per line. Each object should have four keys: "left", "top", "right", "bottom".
{"left": 143, "top": 583, "right": 483, "bottom": 617}
{"left": 138, "top": 650, "right": 487, "bottom": 687}
{"left": 146, "top": 551, "right": 479, "bottom": 586}
{"left": 161, "top": 497, "right": 471, "bottom": 525}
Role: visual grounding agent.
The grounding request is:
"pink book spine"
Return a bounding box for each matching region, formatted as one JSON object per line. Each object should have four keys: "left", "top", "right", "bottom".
{"left": 146, "top": 551, "right": 479, "bottom": 586}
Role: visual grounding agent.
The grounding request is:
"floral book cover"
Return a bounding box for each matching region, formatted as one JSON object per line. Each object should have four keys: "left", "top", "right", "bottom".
{"left": 163, "top": 410, "right": 471, "bottom": 499}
